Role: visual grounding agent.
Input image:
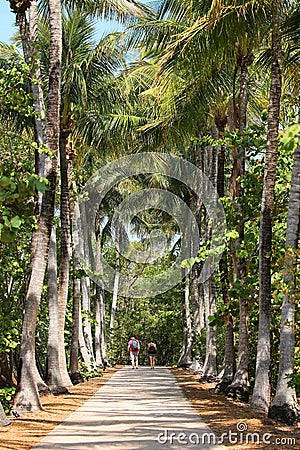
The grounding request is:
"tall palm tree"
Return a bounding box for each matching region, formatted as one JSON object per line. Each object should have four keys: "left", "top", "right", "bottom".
{"left": 7, "top": 0, "right": 153, "bottom": 411}
{"left": 69, "top": 200, "right": 84, "bottom": 382}
{"left": 250, "top": 1, "right": 285, "bottom": 412}
{"left": 39, "top": 6, "right": 122, "bottom": 391}
{"left": 213, "top": 110, "right": 235, "bottom": 392}
{"left": 202, "top": 140, "right": 219, "bottom": 380}
{"left": 8, "top": 0, "right": 58, "bottom": 403}
{"left": 37, "top": 4, "right": 134, "bottom": 386}
{"left": 268, "top": 136, "right": 300, "bottom": 425}
{"left": 251, "top": 0, "right": 300, "bottom": 413}
{"left": 12, "top": 0, "right": 62, "bottom": 412}
{"left": 267, "top": 3, "right": 300, "bottom": 424}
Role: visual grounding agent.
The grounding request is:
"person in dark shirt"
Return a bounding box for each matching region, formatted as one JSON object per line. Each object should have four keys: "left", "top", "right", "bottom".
{"left": 148, "top": 339, "right": 157, "bottom": 369}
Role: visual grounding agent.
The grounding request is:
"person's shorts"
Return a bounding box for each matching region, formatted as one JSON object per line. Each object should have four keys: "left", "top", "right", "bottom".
{"left": 130, "top": 352, "right": 139, "bottom": 360}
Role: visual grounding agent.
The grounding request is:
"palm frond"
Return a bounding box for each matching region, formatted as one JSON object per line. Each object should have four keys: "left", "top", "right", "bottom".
{"left": 64, "top": 0, "right": 155, "bottom": 22}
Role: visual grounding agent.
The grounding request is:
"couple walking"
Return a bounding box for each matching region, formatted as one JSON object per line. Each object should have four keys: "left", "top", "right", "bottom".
{"left": 127, "top": 336, "right": 157, "bottom": 369}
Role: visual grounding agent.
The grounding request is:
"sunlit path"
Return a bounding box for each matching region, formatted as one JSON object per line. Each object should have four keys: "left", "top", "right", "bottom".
{"left": 33, "top": 367, "right": 226, "bottom": 449}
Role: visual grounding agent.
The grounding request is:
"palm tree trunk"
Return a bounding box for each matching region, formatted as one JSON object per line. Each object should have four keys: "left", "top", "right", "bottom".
{"left": 94, "top": 216, "right": 107, "bottom": 368}
{"left": 110, "top": 231, "right": 120, "bottom": 331}
{"left": 12, "top": 0, "right": 62, "bottom": 412}
{"left": 215, "top": 249, "right": 235, "bottom": 391}
{"left": 191, "top": 264, "right": 204, "bottom": 334}
{"left": 201, "top": 279, "right": 217, "bottom": 380}
{"left": 191, "top": 263, "right": 205, "bottom": 367}
{"left": 46, "top": 226, "right": 72, "bottom": 393}
{"left": 55, "top": 130, "right": 72, "bottom": 389}
{"left": 80, "top": 278, "right": 97, "bottom": 371}
{"left": 190, "top": 144, "right": 204, "bottom": 371}
{"left": 46, "top": 130, "right": 73, "bottom": 392}
{"left": 214, "top": 112, "right": 235, "bottom": 392}
{"left": 12, "top": 0, "right": 47, "bottom": 208}
{"left": 238, "top": 52, "right": 254, "bottom": 134}
{"left": 226, "top": 298, "right": 249, "bottom": 402}
{"left": 251, "top": 15, "right": 282, "bottom": 412}
{"left": 69, "top": 277, "right": 83, "bottom": 384}
{"left": 200, "top": 137, "right": 218, "bottom": 381}
{"left": 268, "top": 142, "right": 300, "bottom": 424}
{"left": 29, "top": 0, "right": 46, "bottom": 183}
{"left": 95, "top": 283, "right": 108, "bottom": 368}
{"left": 226, "top": 49, "right": 253, "bottom": 402}
{"left": 178, "top": 273, "right": 193, "bottom": 367}
{"left": 78, "top": 300, "right": 97, "bottom": 372}
{"left": 47, "top": 226, "right": 64, "bottom": 392}
{"left": 69, "top": 184, "right": 83, "bottom": 383}
{"left": 9, "top": 0, "right": 30, "bottom": 61}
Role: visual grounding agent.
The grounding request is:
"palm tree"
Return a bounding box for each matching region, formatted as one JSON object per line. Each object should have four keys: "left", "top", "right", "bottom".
{"left": 268, "top": 136, "right": 300, "bottom": 425}
{"left": 114, "top": 1, "right": 234, "bottom": 382}
{"left": 197, "top": 136, "right": 219, "bottom": 380}
{"left": 213, "top": 110, "right": 235, "bottom": 392}
{"left": 69, "top": 200, "right": 84, "bottom": 383}
{"left": 9, "top": 0, "right": 62, "bottom": 404}
{"left": 12, "top": 0, "right": 62, "bottom": 412}
{"left": 251, "top": 0, "right": 300, "bottom": 413}
{"left": 38, "top": 4, "right": 134, "bottom": 385}
{"left": 250, "top": 1, "right": 284, "bottom": 412}
{"left": 7, "top": 0, "right": 154, "bottom": 410}
{"left": 267, "top": 4, "right": 300, "bottom": 423}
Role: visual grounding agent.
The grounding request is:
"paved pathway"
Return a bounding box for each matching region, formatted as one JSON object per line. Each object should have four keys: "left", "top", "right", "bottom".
{"left": 33, "top": 367, "right": 226, "bottom": 449}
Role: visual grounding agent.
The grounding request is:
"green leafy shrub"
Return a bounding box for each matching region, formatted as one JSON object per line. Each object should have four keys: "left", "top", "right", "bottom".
{"left": 79, "top": 362, "right": 103, "bottom": 381}
{"left": 0, "top": 387, "right": 16, "bottom": 414}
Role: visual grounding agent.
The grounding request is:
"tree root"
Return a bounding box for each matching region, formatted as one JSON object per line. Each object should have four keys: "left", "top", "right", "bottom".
{"left": 199, "top": 375, "right": 217, "bottom": 383}
{"left": 177, "top": 362, "right": 192, "bottom": 369}
{"left": 268, "top": 403, "right": 299, "bottom": 426}
{"left": 38, "top": 383, "right": 51, "bottom": 397}
{"left": 70, "top": 372, "right": 84, "bottom": 385}
{"left": 50, "top": 386, "right": 69, "bottom": 395}
{"left": 225, "top": 384, "right": 249, "bottom": 402}
{"left": 215, "top": 377, "right": 233, "bottom": 393}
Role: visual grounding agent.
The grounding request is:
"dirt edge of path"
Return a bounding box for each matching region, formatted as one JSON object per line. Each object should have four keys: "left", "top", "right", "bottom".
{"left": 171, "top": 367, "right": 300, "bottom": 450}
{"left": 0, "top": 367, "right": 119, "bottom": 450}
